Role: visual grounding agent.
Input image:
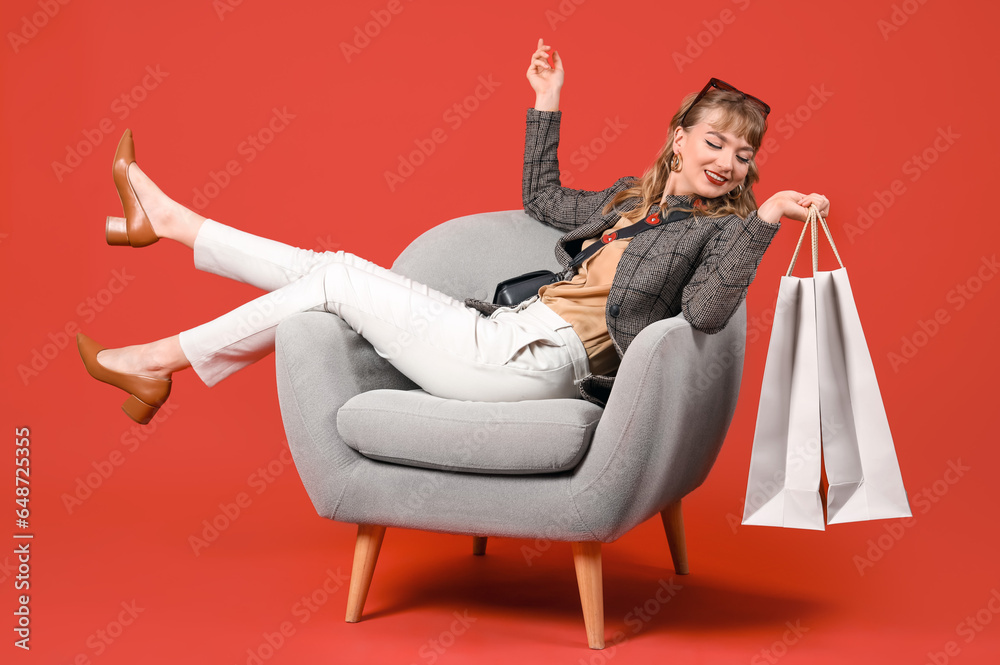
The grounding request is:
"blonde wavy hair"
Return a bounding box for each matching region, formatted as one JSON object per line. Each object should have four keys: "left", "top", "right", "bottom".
{"left": 603, "top": 87, "right": 769, "bottom": 223}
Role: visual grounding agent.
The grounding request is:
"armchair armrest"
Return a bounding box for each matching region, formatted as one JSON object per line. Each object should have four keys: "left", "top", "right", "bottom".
{"left": 569, "top": 303, "right": 746, "bottom": 541}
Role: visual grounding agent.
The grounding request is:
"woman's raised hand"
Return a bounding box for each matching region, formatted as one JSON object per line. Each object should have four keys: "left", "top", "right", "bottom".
{"left": 527, "top": 38, "right": 563, "bottom": 112}
{"left": 758, "top": 190, "right": 831, "bottom": 225}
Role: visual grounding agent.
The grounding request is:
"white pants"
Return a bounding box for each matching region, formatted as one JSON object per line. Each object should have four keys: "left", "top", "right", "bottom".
{"left": 177, "top": 220, "right": 591, "bottom": 402}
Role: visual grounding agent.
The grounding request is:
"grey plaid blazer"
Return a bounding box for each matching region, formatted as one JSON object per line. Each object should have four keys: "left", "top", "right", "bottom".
{"left": 464, "top": 109, "right": 781, "bottom": 406}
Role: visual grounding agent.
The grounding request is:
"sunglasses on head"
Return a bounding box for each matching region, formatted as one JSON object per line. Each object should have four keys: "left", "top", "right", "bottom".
{"left": 679, "top": 77, "right": 770, "bottom": 126}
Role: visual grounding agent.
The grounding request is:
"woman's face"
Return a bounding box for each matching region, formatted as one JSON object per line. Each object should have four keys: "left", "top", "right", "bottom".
{"left": 667, "top": 110, "right": 754, "bottom": 199}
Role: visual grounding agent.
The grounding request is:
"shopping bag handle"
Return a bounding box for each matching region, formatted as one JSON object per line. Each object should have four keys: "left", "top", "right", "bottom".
{"left": 786, "top": 204, "right": 844, "bottom": 276}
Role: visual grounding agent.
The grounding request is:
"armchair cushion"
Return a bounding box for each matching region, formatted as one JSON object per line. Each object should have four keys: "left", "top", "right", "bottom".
{"left": 336, "top": 389, "right": 604, "bottom": 474}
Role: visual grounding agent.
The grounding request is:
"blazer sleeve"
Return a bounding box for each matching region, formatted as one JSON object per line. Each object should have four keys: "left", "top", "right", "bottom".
{"left": 522, "top": 108, "right": 633, "bottom": 231}
{"left": 681, "top": 211, "right": 780, "bottom": 333}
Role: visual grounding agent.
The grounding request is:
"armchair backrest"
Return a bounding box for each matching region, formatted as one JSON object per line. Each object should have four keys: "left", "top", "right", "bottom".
{"left": 391, "top": 210, "right": 564, "bottom": 302}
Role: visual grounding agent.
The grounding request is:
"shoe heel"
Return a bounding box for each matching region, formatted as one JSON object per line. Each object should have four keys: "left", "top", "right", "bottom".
{"left": 121, "top": 394, "right": 159, "bottom": 425}
{"left": 106, "top": 216, "right": 129, "bottom": 245}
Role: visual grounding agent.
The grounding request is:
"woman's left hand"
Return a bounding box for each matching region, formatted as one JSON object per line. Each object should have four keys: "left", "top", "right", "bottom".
{"left": 758, "top": 190, "right": 830, "bottom": 225}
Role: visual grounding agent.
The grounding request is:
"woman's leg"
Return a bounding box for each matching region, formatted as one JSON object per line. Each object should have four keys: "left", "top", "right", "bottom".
{"left": 182, "top": 254, "right": 588, "bottom": 400}
{"left": 130, "top": 164, "right": 337, "bottom": 291}
{"left": 98, "top": 165, "right": 590, "bottom": 403}
{"left": 190, "top": 219, "right": 343, "bottom": 292}
{"left": 103, "top": 252, "right": 589, "bottom": 402}
{"left": 126, "top": 162, "right": 205, "bottom": 250}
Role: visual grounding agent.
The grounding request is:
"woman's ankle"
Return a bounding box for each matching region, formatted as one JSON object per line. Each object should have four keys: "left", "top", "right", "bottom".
{"left": 97, "top": 338, "right": 189, "bottom": 379}
{"left": 148, "top": 336, "right": 191, "bottom": 375}
{"left": 173, "top": 207, "right": 206, "bottom": 249}
{"left": 127, "top": 164, "right": 205, "bottom": 248}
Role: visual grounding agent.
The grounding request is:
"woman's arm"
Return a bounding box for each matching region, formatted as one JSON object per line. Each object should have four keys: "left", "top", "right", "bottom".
{"left": 527, "top": 38, "right": 562, "bottom": 112}
{"left": 681, "top": 192, "right": 832, "bottom": 332}
{"left": 522, "top": 40, "right": 633, "bottom": 231}
{"left": 681, "top": 211, "right": 781, "bottom": 333}
{"left": 758, "top": 190, "right": 831, "bottom": 224}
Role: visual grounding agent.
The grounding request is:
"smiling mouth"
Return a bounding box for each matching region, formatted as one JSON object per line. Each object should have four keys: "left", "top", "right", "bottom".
{"left": 705, "top": 170, "right": 728, "bottom": 185}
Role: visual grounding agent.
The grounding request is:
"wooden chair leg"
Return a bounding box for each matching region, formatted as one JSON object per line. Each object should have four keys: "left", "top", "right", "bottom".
{"left": 345, "top": 524, "right": 386, "bottom": 622}
{"left": 660, "top": 501, "right": 690, "bottom": 575}
{"left": 571, "top": 542, "right": 605, "bottom": 650}
{"left": 472, "top": 536, "right": 488, "bottom": 556}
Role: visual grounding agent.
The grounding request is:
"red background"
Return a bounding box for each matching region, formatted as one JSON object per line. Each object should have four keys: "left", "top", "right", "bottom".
{"left": 2, "top": 0, "right": 998, "bottom": 663}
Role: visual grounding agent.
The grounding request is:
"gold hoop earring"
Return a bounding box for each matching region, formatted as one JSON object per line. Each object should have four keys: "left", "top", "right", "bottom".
{"left": 669, "top": 153, "right": 683, "bottom": 172}
{"left": 728, "top": 183, "right": 744, "bottom": 199}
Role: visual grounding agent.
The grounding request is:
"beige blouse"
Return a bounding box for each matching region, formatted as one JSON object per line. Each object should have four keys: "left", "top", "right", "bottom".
{"left": 537, "top": 215, "right": 635, "bottom": 377}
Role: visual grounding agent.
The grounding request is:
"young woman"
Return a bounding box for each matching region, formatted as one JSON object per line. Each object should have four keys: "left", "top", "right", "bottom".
{"left": 78, "top": 39, "right": 830, "bottom": 423}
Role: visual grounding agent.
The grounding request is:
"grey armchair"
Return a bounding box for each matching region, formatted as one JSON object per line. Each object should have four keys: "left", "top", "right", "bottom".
{"left": 274, "top": 210, "right": 746, "bottom": 649}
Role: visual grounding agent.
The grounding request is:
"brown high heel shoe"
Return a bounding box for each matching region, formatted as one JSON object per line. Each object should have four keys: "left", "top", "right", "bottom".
{"left": 105, "top": 129, "right": 159, "bottom": 247}
{"left": 77, "top": 333, "right": 171, "bottom": 425}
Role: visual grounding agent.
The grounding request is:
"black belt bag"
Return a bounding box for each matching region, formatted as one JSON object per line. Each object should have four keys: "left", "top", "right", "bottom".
{"left": 492, "top": 207, "right": 692, "bottom": 306}
{"left": 492, "top": 270, "right": 562, "bottom": 307}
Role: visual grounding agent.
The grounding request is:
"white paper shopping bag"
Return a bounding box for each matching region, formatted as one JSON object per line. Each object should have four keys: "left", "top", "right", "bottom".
{"left": 743, "top": 218, "right": 825, "bottom": 530}
{"left": 743, "top": 206, "right": 911, "bottom": 529}
{"left": 813, "top": 228, "right": 911, "bottom": 523}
